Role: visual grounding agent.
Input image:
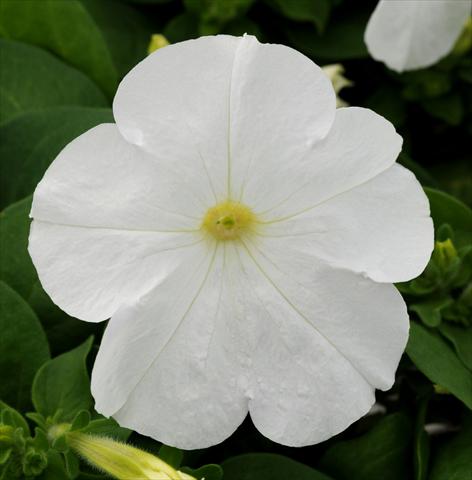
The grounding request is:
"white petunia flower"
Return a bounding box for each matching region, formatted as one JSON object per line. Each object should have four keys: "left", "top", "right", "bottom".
{"left": 365, "top": 0, "right": 472, "bottom": 72}
{"left": 29, "top": 35, "right": 433, "bottom": 449}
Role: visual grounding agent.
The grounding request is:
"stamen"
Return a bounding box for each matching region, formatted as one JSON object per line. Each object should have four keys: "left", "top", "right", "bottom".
{"left": 202, "top": 201, "right": 256, "bottom": 241}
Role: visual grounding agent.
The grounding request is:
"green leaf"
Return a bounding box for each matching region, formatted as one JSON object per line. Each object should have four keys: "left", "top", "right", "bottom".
{"left": 184, "top": 0, "right": 254, "bottom": 34}
{"left": 31, "top": 287, "right": 100, "bottom": 357}
{"left": 125, "top": 0, "right": 173, "bottom": 3}
{"left": 0, "top": 196, "right": 99, "bottom": 355}
{"left": 81, "top": 418, "right": 131, "bottom": 442}
{"left": 407, "top": 322, "right": 472, "bottom": 409}
{"left": 158, "top": 445, "right": 183, "bottom": 469}
{"left": 0, "top": 449, "right": 11, "bottom": 466}
{"left": 0, "top": 281, "right": 50, "bottom": 411}
{"left": 26, "top": 413, "right": 47, "bottom": 430}
{"left": 0, "top": 38, "right": 107, "bottom": 125}
{"left": 0, "top": 0, "right": 151, "bottom": 98}
{"left": 0, "top": 0, "right": 117, "bottom": 97}
{"left": 0, "top": 106, "right": 113, "bottom": 209}
{"left": 401, "top": 70, "right": 452, "bottom": 101}
{"left": 32, "top": 428, "right": 49, "bottom": 452}
{"left": 365, "top": 85, "right": 407, "bottom": 127}
{"left": 52, "top": 434, "right": 68, "bottom": 453}
{"left": 430, "top": 158, "right": 472, "bottom": 208}
{"left": 410, "top": 297, "right": 454, "bottom": 327}
{"left": 75, "top": 473, "right": 109, "bottom": 480}
{"left": 413, "top": 396, "right": 430, "bottom": 480}
{"left": 223, "top": 17, "right": 262, "bottom": 38}
{"left": 37, "top": 449, "right": 69, "bottom": 480}
{"left": 424, "top": 187, "right": 472, "bottom": 247}
{"left": 70, "top": 410, "right": 91, "bottom": 431}
{"left": 285, "top": 11, "right": 368, "bottom": 61}
{"left": 429, "top": 415, "right": 472, "bottom": 480}
{"left": 0, "top": 197, "right": 35, "bottom": 301}
{"left": 80, "top": 0, "right": 152, "bottom": 79}
{"left": 64, "top": 449, "right": 80, "bottom": 479}
{"left": 32, "top": 337, "right": 94, "bottom": 421}
{"left": 222, "top": 453, "right": 334, "bottom": 480}
{"left": 0, "top": 401, "right": 30, "bottom": 435}
{"left": 267, "top": 0, "right": 331, "bottom": 33}
{"left": 397, "top": 153, "right": 439, "bottom": 188}
{"left": 125, "top": 0, "right": 174, "bottom": 4}
{"left": 421, "top": 93, "right": 464, "bottom": 126}
{"left": 163, "top": 13, "right": 199, "bottom": 43}
{"left": 319, "top": 413, "right": 412, "bottom": 480}
{"left": 181, "top": 464, "right": 223, "bottom": 480}
{"left": 439, "top": 323, "right": 472, "bottom": 370}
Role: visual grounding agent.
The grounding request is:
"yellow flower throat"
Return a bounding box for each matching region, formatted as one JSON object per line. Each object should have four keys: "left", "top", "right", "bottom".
{"left": 202, "top": 200, "right": 256, "bottom": 241}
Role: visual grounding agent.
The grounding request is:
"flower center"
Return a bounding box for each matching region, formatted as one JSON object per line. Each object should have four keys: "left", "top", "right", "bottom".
{"left": 202, "top": 201, "right": 256, "bottom": 241}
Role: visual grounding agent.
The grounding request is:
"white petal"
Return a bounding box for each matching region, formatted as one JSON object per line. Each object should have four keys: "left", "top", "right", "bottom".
{"left": 365, "top": 0, "right": 471, "bottom": 72}
{"left": 92, "top": 242, "right": 256, "bottom": 449}
{"left": 28, "top": 222, "right": 203, "bottom": 321}
{"left": 254, "top": 107, "right": 402, "bottom": 219}
{"left": 261, "top": 164, "right": 434, "bottom": 283}
{"left": 239, "top": 239, "right": 408, "bottom": 446}
{"left": 229, "top": 35, "right": 336, "bottom": 202}
{"left": 31, "top": 124, "right": 205, "bottom": 230}
{"left": 29, "top": 123, "right": 206, "bottom": 321}
{"left": 113, "top": 34, "right": 335, "bottom": 204}
{"left": 113, "top": 35, "right": 239, "bottom": 201}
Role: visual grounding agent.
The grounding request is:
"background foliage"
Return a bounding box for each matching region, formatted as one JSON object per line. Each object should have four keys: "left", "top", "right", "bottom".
{"left": 0, "top": 0, "right": 471, "bottom": 479}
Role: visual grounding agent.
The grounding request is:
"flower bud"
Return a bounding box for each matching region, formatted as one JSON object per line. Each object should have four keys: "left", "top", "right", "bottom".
{"left": 0, "top": 425, "right": 25, "bottom": 451}
{"left": 22, "top": 446, "right": 48, "bottom": 476}
{"left": 432, "top": 238, "right": 458, "bottom": 271}
{"left": 67, "top": 432, "right": 196, "bottom": 480}
{"left": 148, "top": 34, "right": 170, "bottom": 55}
{"left": 321, "top": 64, "right": 353, "bottom": 107}
{"left": 0, "top": 425, "right": 14, "bottom": 444}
